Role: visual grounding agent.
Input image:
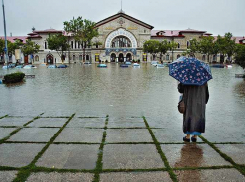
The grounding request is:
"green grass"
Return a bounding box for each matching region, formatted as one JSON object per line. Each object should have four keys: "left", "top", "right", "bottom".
{"left": 0, "top": 115, "right": 8, "bottom": 119}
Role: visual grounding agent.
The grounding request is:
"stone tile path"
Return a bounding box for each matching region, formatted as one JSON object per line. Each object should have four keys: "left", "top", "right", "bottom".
{"left": 0, "top": 114, "right": 244, "bottom": 182}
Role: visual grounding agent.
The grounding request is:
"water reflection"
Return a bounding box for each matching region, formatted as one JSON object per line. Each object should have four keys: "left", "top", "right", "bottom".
{"left": 175, "top": 144, "right": 203, "bottom": 182}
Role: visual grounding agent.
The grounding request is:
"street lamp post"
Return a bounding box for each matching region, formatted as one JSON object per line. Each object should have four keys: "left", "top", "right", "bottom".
{"left": 2, "top": 0, "right": 8, "bottom": 66}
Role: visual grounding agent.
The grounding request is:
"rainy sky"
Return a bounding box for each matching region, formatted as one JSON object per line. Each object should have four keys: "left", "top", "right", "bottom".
{"left": 0, "top": 0, "right": 245, "bottom": 36}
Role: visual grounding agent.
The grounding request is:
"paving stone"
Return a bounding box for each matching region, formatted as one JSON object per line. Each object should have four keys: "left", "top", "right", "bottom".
{"left": 109, "top": 118, "right": 144, "bottom": 123}
{"left": 216, "top": 144, "right": 245, "bottom": 165}
{"left": 106, "top": 129, "right": 153, "bottom": 143}
{"left": 67, "top": 118, "right": 105, "bottom": 128}
{"left": 100, "top": 171, "right": 172, "bottom": 182}
{"left": 175, "top": 168, "right": 245, "bottom": 182}
{"left": 0, "top": 128, "right": 16, "bottom": 139}
{"left": 0, "top": 171, "right": 18, "bottom": 182}
{"left": 0, "top": 117, "right": 33, "bottom": 127}
{"left": 103, "top": 144, "right": 164, "bottom": 169}
{"left": 107, "top": 122, "right": 145, "bottom": 128}
{"left": 203, "top": 131, "right": 245, "bottom": 143}
{"left": 36, "top": 144, "right": 99, "bottom": 169}
{"left": 41, "top": 112, "right": 73, "bottom": 117}
{"left": 0, "top": 143, "right": 45, "bottom": 167}
{"left": 161, "top": 144, "right": 231, "bottom": 168}
{"left": 7, "top": 128, "right": 59, "bottom": 142}
{"left": 27, "top": 172, "right": 94, "bottom": 182}
{"left": 27, "top": 118, "right": 68, "bottom": 127}
{"left": 152, "top": 129, "right": 187, "bottom": 143}
{"left": 54, "top": 128, "right": 104, "bottom": 143}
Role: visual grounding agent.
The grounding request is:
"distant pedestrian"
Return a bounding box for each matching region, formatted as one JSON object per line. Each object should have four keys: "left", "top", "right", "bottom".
{"left": 178, "top": 83, "right": 209, "bottom": 142}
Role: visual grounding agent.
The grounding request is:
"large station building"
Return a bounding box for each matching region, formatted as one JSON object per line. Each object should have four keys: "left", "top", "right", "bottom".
{"left": 1, "top": 10, "right": 245, "bottom": 64}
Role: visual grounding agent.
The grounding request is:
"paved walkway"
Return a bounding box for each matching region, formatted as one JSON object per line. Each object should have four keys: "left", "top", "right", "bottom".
{"left": 0, "top": 114, "right": 245, "bottom": 182}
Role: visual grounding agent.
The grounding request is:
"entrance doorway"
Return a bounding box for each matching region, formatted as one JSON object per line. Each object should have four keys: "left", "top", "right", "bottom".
{"left": 24, "top": 55, "right": 28, "bottom": 64}
{"left": 46, "top": 54, "right": 54, "bottom": 64}
{"left": 111, "top": 53, "right": 116, "bottom": 62}
{"left": 126, "top": 53, "right": 132, "bottom": 62}
{"left": 119, "top": 53, "right": 124, "bottom": 62}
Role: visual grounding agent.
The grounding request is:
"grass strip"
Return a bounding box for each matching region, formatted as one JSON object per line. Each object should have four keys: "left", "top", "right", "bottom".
{"left": 12, "top": 113, "right": 76, "bottom": 182}
{"left": 93, "top": 116, "right": 109, "bottom": 182}
{"left": 0, "top": 115, "right": 8, "bottom": 119}
{"left": 143, "top": 116, "right": 178, "bottom": 182}
{"left": 199, "top": 135, "right": 245, "bottom": 177}
{"left": 172, "top": 165, "right": 234, "bottom": 171}
{"left": 0, "top": 128, "right": 22, "bottom": 144}
{"left": 0, "top": 166, "right": 19, "bottom": 171}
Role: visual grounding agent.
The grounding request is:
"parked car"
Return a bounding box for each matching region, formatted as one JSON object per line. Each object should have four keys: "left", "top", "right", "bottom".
{"left": 151, "top": 61, "right": 158, "bottom": 66}
{"left": 2, "top": 64, "right": 15, "bottom": 69}
{"left": 57, "top": 64, "right": 68, "bottom": 68}
{"left": 47, "top": 65, "right": 57, "bottom": 68}
{"left": 23, "top": 65, "right": 37, "bottom": 69}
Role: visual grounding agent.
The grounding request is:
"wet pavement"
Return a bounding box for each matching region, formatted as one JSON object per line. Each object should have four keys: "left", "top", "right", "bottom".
{"left": 0, "top": 115, "right": 245, "bottom": 182}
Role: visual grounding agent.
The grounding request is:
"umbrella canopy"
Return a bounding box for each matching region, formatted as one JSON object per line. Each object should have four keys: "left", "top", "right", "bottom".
{"left": 169, "top": 57, "right": 212, "bottom": 86}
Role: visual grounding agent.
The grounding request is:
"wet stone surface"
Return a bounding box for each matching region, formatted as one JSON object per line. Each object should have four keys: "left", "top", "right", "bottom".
{"left": 175, "top": 168, "right": 245, "bottom": 182}
{"left": 0, "top": 128, "right": 16, "bottom": 139}
{"left": 27, "top": 172, "right": 94, "bottom": 182}
{"left": 27, "top": 118, "right": 68, "bottom": 127}
{"left": 203, "top": 131, "right": 245, "bottom": 143}
{"left": 215, "top": 144, "right": 245, "bottom": 165}
{"left": 107, "top": 122, "right": 146, "bottom": 128}
{"left": 103, "top": 144, "right": 164, "bottom": 169}
{"left": 99, "top": 171, "right": 172, "bottom": 182}
{"left": 7, "top": 128, "right": 59, "bottom": 142}
{"left": 109, "top": 118, "right": 144, "bottom": 123}
{"left": 106, "top": 129, "right": 153, "bottom": 143}
{"left": 54, "top": 128, "right": 104, "bottom": 143}
{"left": 0, "top": 117, "right": 33, "bottom": 127}
{"left": 152, "top": 129, "right": 187, "bottom": 143}
{"left": 66, "top": 118, "right": 105, "bottom": 128}
{"left": 161, "top": 144, "right": 232, "bottom": 168}
{"left": 0, "top": 143, "right": 45, "bottom": 167}
{"left": 0, "top": 171, "right": 18, "bottom": 182}
{"left": 41, "top": 112, "right": 73, "bottom": 117}
{"left": 36, "top": 144, "right": 99, "bottom": 169}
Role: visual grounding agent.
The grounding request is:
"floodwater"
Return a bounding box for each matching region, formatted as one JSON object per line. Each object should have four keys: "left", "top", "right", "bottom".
{"left": 0, "top": 63, "right": 245, "bottom": 142}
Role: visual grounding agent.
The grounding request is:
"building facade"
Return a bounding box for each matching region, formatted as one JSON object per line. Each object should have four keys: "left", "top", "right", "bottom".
{"left": 2, "top": 10, "right": 245, "bottom": 64}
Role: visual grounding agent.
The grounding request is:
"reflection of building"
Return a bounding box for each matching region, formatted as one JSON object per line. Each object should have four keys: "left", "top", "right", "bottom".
{"left": 1, "top": 10, "right": 245, "bottom": 64}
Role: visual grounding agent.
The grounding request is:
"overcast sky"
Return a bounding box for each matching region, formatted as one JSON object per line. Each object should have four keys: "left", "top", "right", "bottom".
{"left": 0, "top": 0, "right": 245, "bottom": 37}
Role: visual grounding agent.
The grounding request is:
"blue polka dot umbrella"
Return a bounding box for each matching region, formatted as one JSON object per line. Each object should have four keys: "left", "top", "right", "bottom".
{"left": 169, "top": 57, "right": 213, "bottom": 86}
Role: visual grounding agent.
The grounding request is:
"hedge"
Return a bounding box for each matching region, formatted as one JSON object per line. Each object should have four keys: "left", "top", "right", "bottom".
{"left": 3, "top": 72, "right": 25, "bottom": 84}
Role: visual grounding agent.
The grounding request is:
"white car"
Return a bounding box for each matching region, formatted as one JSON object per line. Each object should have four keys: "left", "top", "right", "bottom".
{"left": 23, "top": 65, "right": 37, "bottom": 69}
{"left": 151, "top": 61, "right": 158, "bottom": 66}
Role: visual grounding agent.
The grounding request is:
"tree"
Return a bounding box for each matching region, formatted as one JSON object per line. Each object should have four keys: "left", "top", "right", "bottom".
{"left": 47, "top": 34, "right": 70, "bottom": 63}
{"left": 235, "top": 44, "right": 245, "bottom": 69}
{"left": 64, "top": 16, "right": 99, "bottom": 62}
{"left": 8, "top": 40, "right": 23, "bottom": 55}
{"left": 143, "top": 40, "right": 160, "bottom": 60}
{"left": 187, "top": 38, "right": 199, "bottom": 57}
{"left": 224, "top": 32, "right": 236, "bottom": 62}
{"left": 21, "top": 39, "right": 40, "bottom": 63}
{"left": 158, "top": 40, "right": 169, "bottom": 63}
{"left": 168, "top": 41, "right": 178, "bottom": 62}
{"left": 199, "top": 36, "right": 215, "bottom": 62}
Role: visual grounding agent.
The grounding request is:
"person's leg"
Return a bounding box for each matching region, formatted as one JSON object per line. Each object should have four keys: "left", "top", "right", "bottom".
{"left": 186, "top": 134, "right": 190, "bottom": 139}
{"left": 191, "top": 135, "right": 197, "bottom": 142}
{"left": 183, "top": 134, "right": 190, "bottom": 142}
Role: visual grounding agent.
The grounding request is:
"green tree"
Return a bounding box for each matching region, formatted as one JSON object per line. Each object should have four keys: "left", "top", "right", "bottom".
{"left": 143, "top": 40, "right": 160, "bottom": 60}
{"left": 199, "top": 36, "right": 215, "bottom": 62}
{"left": 158, "top": 40, "right": 169, "bottom": 63}
{"left": 64, "top": 16, "right": 99, "bottom": 62}
{"left": 168, "top": 41, "right": 178, "bottom": 62}
{"left": 235, "top": 44, "right": 245, "bottom": 69}
{"left": 224, "top": 32, "right": 236, "bottom": 62}
{"left": 8, "top": 40, "right": 24, "bottom": 55}
{"left": 21, "top": 39, "right": 40, "bottom": 63}
{"left": 47, "top": 34, "right": 70, "bottom": 63}
{"left": 188, "top": 38, "right": 199, "bottom": 57}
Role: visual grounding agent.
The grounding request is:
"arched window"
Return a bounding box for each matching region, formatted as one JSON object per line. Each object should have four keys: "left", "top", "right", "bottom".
{"left": 213, "top": 55, "right": 217, "bottom": 61}
{"left": 177, "top": 43, "right": 180, "bottom": 48}
{"left": 86, "top": 55, "right": 90, "bottom": 61}
{"left": 111, "top": 36, "right": 132, "bottom": 48}
{"left": 73, "top": 55, "right": 76, "bottom": 61}
{"left": 166, "top": 55, "right": 170, "bottom": 61}
{"left": 71, "top": 41, "right": 74, "bottom": 49}
{"left": 187, "top": 41, "right": 189, "bottom": 48}
{"left": 202, "top": 55, "right": 206, "bottom": 61}
{"left": 79, "top": 55, "right": 83, "bottom": 61}
{"left": 44, "top": 42, "right": 47, "bottom": 49}
{"left": 177, "top": 54, "right": 180, "bottom": 59}
{"left": 35, "top": 55, "right": 39, "bottom": 62}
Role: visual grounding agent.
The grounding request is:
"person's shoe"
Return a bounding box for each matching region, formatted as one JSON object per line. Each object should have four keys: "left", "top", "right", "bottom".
{"left": 191, "top": 136, "right": 197, "bottom": 142}
{"left": 183, "top": 136, "right": 190, "bottom": 142}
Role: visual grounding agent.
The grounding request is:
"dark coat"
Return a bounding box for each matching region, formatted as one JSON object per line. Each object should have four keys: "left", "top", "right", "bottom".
{"left": 178, "top": 83, "right": 209, "bottom": 133}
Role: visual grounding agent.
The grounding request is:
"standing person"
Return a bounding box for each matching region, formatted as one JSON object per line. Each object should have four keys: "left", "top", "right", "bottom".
{"left": 178, "top": 83, "right": 209, "bottom": 142}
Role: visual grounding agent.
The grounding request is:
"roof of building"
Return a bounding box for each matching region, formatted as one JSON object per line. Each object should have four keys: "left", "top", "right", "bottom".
{"left": 151, "top": 30, "right": 182, "bottom": 37}
{"left": 95, "top": 11, "right": 154, "bottom": 30}
{"left": 0, "top": 36, "right": 28, "bottom": 43}
{"left": 33, "top": 29, "right": 63, "bottom": 34}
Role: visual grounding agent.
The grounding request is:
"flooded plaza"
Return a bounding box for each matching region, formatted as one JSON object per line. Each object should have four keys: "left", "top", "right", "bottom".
{"left": 0, "top": 63, "right": 245, "bottom": 182}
